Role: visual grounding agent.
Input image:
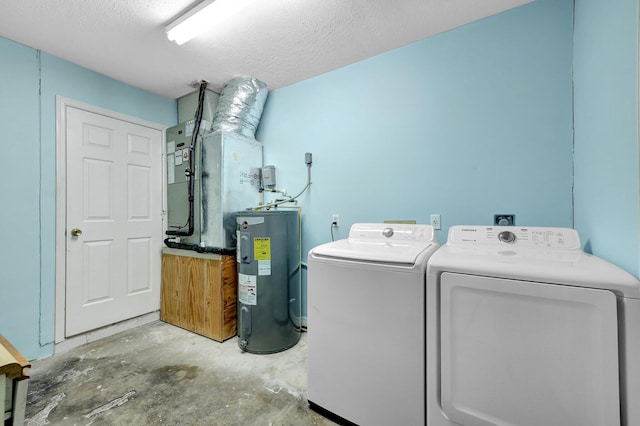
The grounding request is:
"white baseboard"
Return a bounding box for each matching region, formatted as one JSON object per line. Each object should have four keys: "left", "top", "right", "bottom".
{"left": 54, "top": 311, "right": 305, "bottom": 354}
{"left": 54, "top": 311, "right": 160, "bottom": 355}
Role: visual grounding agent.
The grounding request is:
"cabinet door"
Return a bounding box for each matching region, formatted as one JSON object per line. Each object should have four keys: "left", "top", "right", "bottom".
{"left": 221, "top": 256, "right": 238, "bottom": 340}
{"left": 160, "top": 254, "right": 181, "bottom": 325}
{"left": 161, "top": 253, "right": 236, "bottom": 341}
{"left": 197, "top": 258, "right": 222, "bottom": 339}
{"left": 180, "top": 256, "right": 204, "bottom": 330}
{"left": 161, "top": 254, "right": 206, "bottom": 330}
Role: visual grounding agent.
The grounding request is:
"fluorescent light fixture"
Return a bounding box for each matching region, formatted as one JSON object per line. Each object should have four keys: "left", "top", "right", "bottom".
{"left": 166, "top": 0, "right": 249, "bottom": 45}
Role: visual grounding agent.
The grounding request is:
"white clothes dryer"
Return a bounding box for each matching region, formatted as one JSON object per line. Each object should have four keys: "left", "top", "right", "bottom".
{"left": 426, "top": 226, "right": 640, "bottom": 426}
{"left": 307, "top": 223, "right": 440, "bottom": 426}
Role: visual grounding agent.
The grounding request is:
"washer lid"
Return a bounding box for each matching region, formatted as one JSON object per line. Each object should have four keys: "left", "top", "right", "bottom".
{"left": 311, "top": 223, "right": 437, "bottom": 264}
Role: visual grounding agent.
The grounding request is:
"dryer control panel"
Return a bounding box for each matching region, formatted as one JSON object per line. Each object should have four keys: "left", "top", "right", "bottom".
{"left": 447, "top": 226, "right": 581, "bottom": 249}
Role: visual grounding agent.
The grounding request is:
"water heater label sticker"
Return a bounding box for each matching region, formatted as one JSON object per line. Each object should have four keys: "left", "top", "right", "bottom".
{"left": 236, "top": 231, "right": 241, "bottom": 262}
{"left": 254, "top": 238, "right": 271, "bottom": 260}
{"left": 239, "top": 273, "right": 257, "bottom": 305}
{"left": 254, "top": 237, "right": 272, "bottom": 276}
{"left": 175, "top": 150, "right": 183, "bottom": 166}
{"left": 167, "top": 141, "right": 175, "bottom": 154}
{"left": 182, "top": 149, "right": 189, "bottom": 162}
{"left": 167, "top": 156, "right": 175, "bottom": 184}
{"left": 258, "top": 260, "right": 271, "bottom": 276}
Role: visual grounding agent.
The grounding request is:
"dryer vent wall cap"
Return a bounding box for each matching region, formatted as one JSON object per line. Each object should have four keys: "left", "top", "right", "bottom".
{"left": 494, "top": 214, "right": 515, "bottom": 226}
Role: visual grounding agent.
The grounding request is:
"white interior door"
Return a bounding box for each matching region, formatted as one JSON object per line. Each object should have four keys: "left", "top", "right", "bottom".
{"left": 65, "top": 106, "right": 163, "bottom": 337}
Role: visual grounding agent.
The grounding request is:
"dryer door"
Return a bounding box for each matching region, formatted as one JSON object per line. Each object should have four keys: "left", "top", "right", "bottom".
{"left": 439, "top": 272, "right": 620, "bottom": 426}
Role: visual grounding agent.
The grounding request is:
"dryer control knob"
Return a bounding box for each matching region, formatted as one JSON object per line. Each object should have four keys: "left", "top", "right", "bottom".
{"left": 382, "top": 227, "right": 394, "bottom": 238}
{"left": 498, "top": 230, "right": 516, "bottom": 243}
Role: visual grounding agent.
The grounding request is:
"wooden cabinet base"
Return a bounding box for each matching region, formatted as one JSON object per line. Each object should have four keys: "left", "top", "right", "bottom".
{"left": 160, "top": 249, "right": 237, "bottom": 342}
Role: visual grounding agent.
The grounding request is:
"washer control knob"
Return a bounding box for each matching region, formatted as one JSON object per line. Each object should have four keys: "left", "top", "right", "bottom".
{"left": 382, "top": 227, "right": 394, "bottom": 238}
{"left": 498, "top": 230, "right": 516, "bottom": 243}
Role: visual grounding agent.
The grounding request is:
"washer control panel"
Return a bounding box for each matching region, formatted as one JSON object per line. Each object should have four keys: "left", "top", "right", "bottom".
{"left": 348, "top": 223, "right": 436, "bottom": 243}
{"left": 448, "top": 225, "right": 581, "bottom": 249}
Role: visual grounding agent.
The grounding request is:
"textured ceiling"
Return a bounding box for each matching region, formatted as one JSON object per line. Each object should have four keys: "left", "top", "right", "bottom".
{"left": 0, "top": 0, "right": 532, "bottom": 99}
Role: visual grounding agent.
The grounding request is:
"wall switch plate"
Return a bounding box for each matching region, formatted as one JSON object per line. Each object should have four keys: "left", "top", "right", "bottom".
{"left": 430, "top": 214, "right": 441, "bottom": 230}
{"left": 494, "top": 214, "right": 515, "bottom": 226}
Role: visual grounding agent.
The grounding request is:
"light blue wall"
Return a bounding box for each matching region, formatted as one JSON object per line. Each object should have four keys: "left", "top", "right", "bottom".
{"left": 4, "top": 0, "right": 637, "bottom": 359}
{"left": 0, "top": 36, "right": 177, "bottom": 360}
{"left": 257, "top": 0, "right": 575, "bottom": 318}
{"left": 573, "top": 0, "right": 639, "bottom": 276}
{"left": 0, "top": 37, "right": 42, "bottom": 359}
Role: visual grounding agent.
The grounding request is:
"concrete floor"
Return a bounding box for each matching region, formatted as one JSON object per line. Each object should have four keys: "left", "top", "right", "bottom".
{"left": 24, "top": 321, "right": 337, "bottom": 425}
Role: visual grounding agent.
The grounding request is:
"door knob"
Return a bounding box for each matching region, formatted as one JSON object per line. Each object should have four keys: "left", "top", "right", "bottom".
{"left": 70, "top": 228, "right": 83, "bottom": 237}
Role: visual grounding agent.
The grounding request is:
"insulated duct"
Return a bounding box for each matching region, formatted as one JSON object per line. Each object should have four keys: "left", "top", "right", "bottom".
{"left": 211, "top": 76, "right": 268, "bottom": 138}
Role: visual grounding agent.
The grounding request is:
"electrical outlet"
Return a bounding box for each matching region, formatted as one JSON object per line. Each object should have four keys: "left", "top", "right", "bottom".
{"left": 332, "top": 214, "right": 339, "bottom": 226}
{"left": 430, "top": 214, "right": 441, "bottom": 230}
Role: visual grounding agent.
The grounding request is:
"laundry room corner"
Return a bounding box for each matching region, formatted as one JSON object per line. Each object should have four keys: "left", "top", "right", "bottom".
{"left": 256, "top": 0, "right": 576, "bottom": 321}
{"left": 573, "top": 0, "right": 640, "bottom": 278}
{"left": 0, "top": 36, "right": 178, "bottom": 361}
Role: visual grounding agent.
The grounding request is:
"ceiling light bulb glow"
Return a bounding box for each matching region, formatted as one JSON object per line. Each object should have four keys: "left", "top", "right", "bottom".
{"left": 166, "top": 0, "right": 250, "bottom": 45}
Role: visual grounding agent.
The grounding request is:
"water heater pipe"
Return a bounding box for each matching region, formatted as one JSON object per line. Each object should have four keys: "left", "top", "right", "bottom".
{"left": 250, "top": 156, "right": 312, "bottom": 210}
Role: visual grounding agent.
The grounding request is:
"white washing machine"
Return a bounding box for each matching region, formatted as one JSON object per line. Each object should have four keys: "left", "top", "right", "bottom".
{"left": 307, "top": 223, "right": 440, "bottom": 426}
{"left": 426, "top": 225, "right": 640, "bottom": 426}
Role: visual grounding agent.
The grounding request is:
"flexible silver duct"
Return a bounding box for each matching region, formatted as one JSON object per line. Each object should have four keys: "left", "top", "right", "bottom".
{"left": 200, "top": 76, "right": 267, "bottom": 249}
{"left": 211, "top": 76, "right": 268, "bottom": 138}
